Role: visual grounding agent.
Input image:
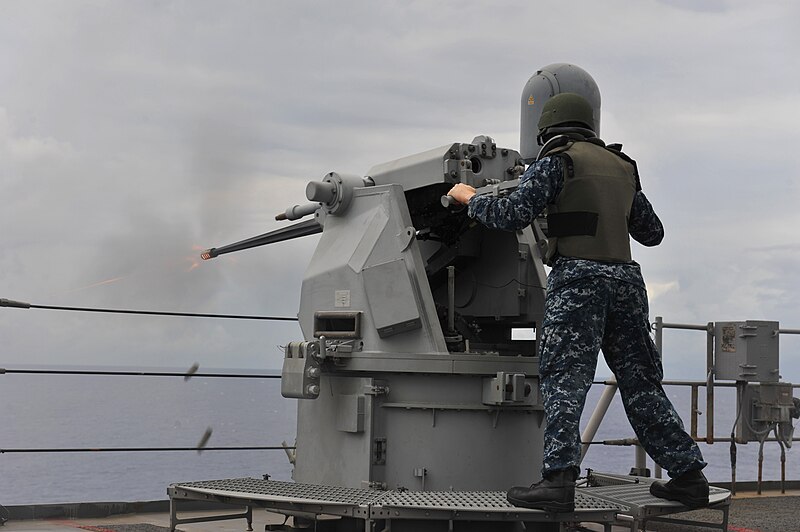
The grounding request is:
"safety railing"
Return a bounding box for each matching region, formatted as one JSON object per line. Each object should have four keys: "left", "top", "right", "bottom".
{"left": 4, "top": 300, "right": 799, "bottom": 508}
{"left": 0, "top": 368, "right": 293, "bottom": 455}
{"left": 0, "top": 298, "right": 303, "bottom": 515}
{"left": 580, "top": 316, "right": 800, "bottom": 494}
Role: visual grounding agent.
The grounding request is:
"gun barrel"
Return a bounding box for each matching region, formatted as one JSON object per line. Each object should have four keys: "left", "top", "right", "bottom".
{"left": 0, "top": 298, "right": 31, "bottom": 309}
{"left": 201, "top": 218, "right": 322, "bottom": 260}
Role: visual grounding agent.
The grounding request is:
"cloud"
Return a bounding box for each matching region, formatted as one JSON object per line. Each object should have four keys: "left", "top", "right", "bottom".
{"left": 0, "top": 1, "right": 798, "bottom": 376}
{"left": 656, "top": 0, "right": 730, "bottom": 13}
{"left": 0, "top": 109, "right": 75, "bottom": 163}
{"left": 0, "top": 108, "right": 76, "bottom": 172}
{"left": 647, "top": 280, "right": 680, "bottom": 301}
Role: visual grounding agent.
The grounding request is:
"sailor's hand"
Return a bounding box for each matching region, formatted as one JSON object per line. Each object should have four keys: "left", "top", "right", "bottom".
{"left": 447, "top": 183, "right": 477, "bottom": 205}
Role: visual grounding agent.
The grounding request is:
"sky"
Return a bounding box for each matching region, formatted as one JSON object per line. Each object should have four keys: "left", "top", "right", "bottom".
{"left": 1, "top": 0, "right": 799, "bottom": 379}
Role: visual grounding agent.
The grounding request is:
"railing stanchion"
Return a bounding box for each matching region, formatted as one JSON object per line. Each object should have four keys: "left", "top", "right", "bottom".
{"left": 707, "top": 322, "right": 715, "bottom": 444}
{"left": 691, "top": 384, "right": 699, "bottom": 440}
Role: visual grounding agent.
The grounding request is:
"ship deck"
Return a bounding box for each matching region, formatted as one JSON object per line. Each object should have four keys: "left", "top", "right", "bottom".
{"left": 8, "top": 493, "right": 799, "bottom": 532}
{"left": 9, "top": 476, "right": 798, "bottom": 531}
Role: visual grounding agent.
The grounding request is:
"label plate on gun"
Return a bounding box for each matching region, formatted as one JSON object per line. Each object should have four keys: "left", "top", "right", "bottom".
{"left": 335, "top": 290, "right": 351, "bottom": 308}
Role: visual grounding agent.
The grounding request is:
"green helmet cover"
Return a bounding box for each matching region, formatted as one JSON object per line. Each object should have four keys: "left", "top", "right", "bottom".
{"left": 537, "top": 92, "right": 596, "bottom": 132}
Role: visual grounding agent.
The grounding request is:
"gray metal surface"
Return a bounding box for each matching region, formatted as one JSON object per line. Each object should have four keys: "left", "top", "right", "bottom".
{"left": 287, "top": 151, "right": 548, "bottom": 491}
{"left": 169, "top": 478, "right": 378, "bottom": 526}
{"left": 367, "top": 139, "right": 520, "bottom": 192}
{"left": 586, "top": 483, "right": 729, "bottom": 512}
{"left": 293, "top": 372, "right": 545, "bottom": 492}
{"left": 370, "top": 490, "right": 625, "bottom": 525}
{"left": 297, "top": 184, "right": 448, "bottom": 356}
{"left": 170, "top": 478, "right": 626, "bottom": 525}
{"left": 173, "top": 478, "right": 385, "bottom": 506}
{"left": 584, "top": 473, "right": 731, "bottom": 521}
{"left": 738, "top": 381, "right": 796, "bottom": 442}
{"left": 519, "top": 63, "right": 602, "bottom": 162}
{"left": 714, "top": 320, "right": 780, "bottom": 382}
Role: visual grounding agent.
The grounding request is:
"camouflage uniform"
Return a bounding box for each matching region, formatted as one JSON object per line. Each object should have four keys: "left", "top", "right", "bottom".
{"left": 469, "top": 156, "right": 706, "bottom": 479}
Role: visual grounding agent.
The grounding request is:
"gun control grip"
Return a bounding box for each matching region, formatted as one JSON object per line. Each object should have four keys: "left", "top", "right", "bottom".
{"left": 441, "top": 195, "right": 459, "bottom": 208}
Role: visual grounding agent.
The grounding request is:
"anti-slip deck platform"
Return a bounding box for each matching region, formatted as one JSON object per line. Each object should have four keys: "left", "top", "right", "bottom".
{"left": 168, "top": 475, "right": 730, "bottom": 531}
{"left": 583, "top": 471, "right": 731, "bottom": 531}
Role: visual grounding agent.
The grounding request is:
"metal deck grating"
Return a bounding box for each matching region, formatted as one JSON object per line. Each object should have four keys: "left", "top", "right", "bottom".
{"left": 170, "top": 475, "right": 730, "bottom": 528}
{"left": 378, "top": 490, "right": 510, "bottom": 511}
{"left": 585, "top": 482, "right": 730, "bottom": 508}
{"left": 585, "top": 473, "right": 730, "bottom": 508}
{"left": 174, "top": 478, "right": 386, "bottom": 506}
{"left": 376, "top": 489, "right": 629, "bottom": 513}
{"left": 174, "top": 478, "right": 628, "bottom": 514}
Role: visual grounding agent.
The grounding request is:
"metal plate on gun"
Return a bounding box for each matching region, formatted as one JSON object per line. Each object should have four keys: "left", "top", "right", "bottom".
{"left": 362, "top": 258, "right": 421, "bottom": 338}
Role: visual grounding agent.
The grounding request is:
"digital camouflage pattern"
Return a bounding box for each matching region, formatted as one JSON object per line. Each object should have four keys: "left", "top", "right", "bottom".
{"left": 469, "top": 156, "right": 564, "bottom": 232}
{"left": 539, "top": 274, "right": 706, "bottom": 477}
{"left": 467, "top": 149, "right": 706, "bottom": 478}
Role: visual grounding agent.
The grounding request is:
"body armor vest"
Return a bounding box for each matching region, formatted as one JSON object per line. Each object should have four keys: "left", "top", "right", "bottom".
{"left": 544, "top": 140, "right": 638, "bottom": 265}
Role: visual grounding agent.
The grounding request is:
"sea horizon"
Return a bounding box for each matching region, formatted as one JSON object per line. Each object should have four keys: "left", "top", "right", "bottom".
{"left": 2, "top": 369, "right": 796, "bottom": 505}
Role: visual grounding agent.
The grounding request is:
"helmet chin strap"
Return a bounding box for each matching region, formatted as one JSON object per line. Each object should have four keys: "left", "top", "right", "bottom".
{"left": 537, "top": 126, "right": 597, "bottom": 146}
{"left": 536, "top": 127, "right": 601, "bottom": 161}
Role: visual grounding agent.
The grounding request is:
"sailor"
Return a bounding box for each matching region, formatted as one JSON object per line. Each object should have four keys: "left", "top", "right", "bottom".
{"left": 447, "top": 92, "right": 709, "bottom": 512}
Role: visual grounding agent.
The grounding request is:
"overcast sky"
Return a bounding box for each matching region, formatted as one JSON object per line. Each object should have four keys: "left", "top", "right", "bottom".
{"left": 1, "top": 0, "right": 798, "bottom": 379}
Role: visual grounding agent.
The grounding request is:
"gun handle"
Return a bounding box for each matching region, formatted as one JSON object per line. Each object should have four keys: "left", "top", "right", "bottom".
{"left": 440, "top": 195, "right": 459, "bottom": 208}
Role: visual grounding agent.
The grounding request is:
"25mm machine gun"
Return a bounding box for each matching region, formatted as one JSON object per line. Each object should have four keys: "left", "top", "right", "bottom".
{"left": 203, "top": 135, "right": 549, "bottom": 491}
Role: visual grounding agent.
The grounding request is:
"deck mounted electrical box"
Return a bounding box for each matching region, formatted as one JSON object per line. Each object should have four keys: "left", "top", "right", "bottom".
{"left": 714, "top": 321, "right": 779, "bottom": 382}
{"left": 736, "top": 382, "right": 797, "bottom": 443}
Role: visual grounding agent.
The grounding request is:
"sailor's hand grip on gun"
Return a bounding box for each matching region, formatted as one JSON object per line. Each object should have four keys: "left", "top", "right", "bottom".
{"left": 443, "top": 179, "right": 521, "bottom": 208}
{"left": 444, "top": 183, "right": 477, "bottom": 206}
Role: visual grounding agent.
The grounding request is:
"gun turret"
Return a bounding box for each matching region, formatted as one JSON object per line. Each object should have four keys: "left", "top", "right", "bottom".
{"left": 204, "top": 136, "right": 546, "bottom": 347}
{"left": 204, "top": 135, "right": 549, "bottom": 492}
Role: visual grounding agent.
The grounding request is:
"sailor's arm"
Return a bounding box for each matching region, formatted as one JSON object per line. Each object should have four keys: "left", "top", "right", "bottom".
{"left": 628, "top": 191, "right": 664, "bottom": 246}
{"left": 448, "top": 157, "right": 563, "bottom": 231}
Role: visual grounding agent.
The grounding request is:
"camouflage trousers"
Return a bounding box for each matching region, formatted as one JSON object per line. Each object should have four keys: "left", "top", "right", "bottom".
{"left": 539, "top": 276, "right": 706, "bottom": 478}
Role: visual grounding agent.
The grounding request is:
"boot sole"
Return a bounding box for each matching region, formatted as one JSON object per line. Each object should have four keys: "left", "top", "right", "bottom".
{"left": 650, "top": 487, "right": 709, "bottom": 508}
{"left": 506, "top": 495, "right": 575, "bottom": 513}
{"left": 671, "top": 495, "right": 709, "bottom": 508}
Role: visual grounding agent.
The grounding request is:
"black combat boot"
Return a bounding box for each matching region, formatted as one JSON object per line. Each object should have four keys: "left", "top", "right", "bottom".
{"left": 506, "top": 470, "right": 576, "bottom": 512}
{"left": 649, "top": 469, "right": 709, "bottom": 508}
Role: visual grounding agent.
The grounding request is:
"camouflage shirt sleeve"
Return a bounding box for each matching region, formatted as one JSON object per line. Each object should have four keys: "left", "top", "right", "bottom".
{"left": 466, "top": 156, "right": 563, "bottom": 231}
{"left": 628, "top": 190, "right": 664, "bottom": 246}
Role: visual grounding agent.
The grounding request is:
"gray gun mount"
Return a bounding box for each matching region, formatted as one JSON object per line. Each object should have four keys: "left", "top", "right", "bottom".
{"left": 205, "top": 135, "right": 549, "bottom": 491}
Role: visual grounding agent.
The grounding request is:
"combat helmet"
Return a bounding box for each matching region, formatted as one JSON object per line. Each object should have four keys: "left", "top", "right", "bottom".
{"left": 537, "top": 92, "right": 596, "bottom": 132}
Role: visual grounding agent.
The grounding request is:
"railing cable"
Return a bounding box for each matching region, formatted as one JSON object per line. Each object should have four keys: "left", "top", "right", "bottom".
{"left": 0, "top": 368, "right": 280, "bottom": 379}
{"left": 1, "top": 446, "right": 294, "bottom": 454}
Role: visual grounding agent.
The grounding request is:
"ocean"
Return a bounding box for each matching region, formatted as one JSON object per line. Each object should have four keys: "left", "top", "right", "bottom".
{"left": 1, "top": 369, "right": 797, "bottom": 505}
